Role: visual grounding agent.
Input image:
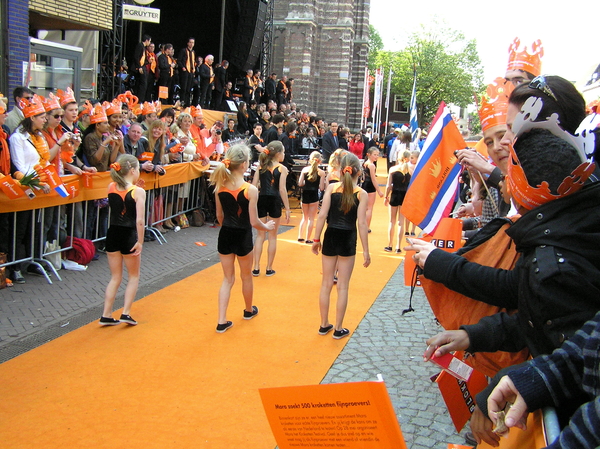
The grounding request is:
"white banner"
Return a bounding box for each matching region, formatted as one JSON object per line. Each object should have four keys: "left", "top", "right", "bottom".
{"left": 123, "top": 5, "right": 161, "bottom": 23}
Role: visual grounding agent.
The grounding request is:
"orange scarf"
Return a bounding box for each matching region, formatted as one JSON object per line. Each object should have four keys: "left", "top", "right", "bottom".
{"left": 167, "top": 55, "right": 174, "bottom": 76}
{"left": 0, "top": 127, "right": 9, "bottom": 175}
{"left": 147, "top": 51, "right": 156, "bottom": 73}
{"left": 29, "top": 133, "right": 50, "bottom": 166}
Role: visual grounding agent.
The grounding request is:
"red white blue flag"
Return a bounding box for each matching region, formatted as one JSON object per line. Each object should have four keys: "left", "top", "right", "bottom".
{"left": 401, "top": 102, "right": 465, "bottom": 234}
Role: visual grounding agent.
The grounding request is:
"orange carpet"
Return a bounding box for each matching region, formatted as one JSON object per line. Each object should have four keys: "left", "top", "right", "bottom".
{"left": 0, "top": 163, "right": 405, "bottom": 448}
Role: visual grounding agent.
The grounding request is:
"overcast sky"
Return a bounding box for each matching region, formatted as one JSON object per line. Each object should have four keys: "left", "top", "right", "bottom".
{"left": 369, "top": 0, "right": 598, "bottom": 87}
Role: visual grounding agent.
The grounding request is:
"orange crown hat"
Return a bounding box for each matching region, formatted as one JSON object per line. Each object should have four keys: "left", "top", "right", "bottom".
{"left": 116, "top": 91, "right": 139, "bottom": 110}
{"left": 56, "top": 87, "right": 77, "bottom": 107}
{"left": 42, "top": 92, "right": 61, "bottom": 112}
{"left": 190, "top": 105, "right": 203, "bottom": 118}
{"left": 19, "top": 94, "right": 46, "bottom": 118}
{"left": 478, "top": 77, "right": 514, "bottom": 132}
{"left": 79, "top": 100, "right": 93, "bottom": 117}
{"left": 141, "top": 101, "right": 157, "bottom": 116}
{"left": 104, "top": 99, "right": 122, "bottom": 116}
{"left": 89, "top": 102, "right": 108, "bottom": 124}
{"left": 507, "top": 37, "right": 544, "bottom": 77}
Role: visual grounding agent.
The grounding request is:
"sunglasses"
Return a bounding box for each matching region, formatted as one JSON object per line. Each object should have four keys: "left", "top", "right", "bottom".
{"left": 52, "top": 114, "right": 64, "bottom": 119}
{"left": 529, "top": 75, "right": 558, "bottom": 102}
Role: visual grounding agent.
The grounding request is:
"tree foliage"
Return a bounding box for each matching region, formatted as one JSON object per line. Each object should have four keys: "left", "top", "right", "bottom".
{"left": 367, "top": 25, "right": 384, "bottom": 70}
{"left": 369, "top": 21, "right": 484, "bottom": 128}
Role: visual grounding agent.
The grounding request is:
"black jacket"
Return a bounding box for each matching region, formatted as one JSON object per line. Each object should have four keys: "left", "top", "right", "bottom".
{"left": 424, "top": 182, "right": 600, "bottom": 358}
{"left": 214, "top": 65, "right": 227, "bottom": 92}
{"left": 321, "top": 131, "right": 338, "bottom": 162}
{"left": 265, "top": 78, "right": 276, "bottom": 100}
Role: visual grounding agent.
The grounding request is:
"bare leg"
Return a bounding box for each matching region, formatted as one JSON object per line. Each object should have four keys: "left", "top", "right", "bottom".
{"left": 218, "top": 253, "right": 236, "bottom": 324}
{"left": 387, "top": 205, "right": 398, "bottom": 248}
{"left": 102, "top": 251, "right": 123, "bottom": 317}
{"left": 298, "top": 202, "right": 309, "bottom": 240}
{"left": 253, "top": 216, "right": 268, "bottom": 271}
{"left": 334, "top": 255, "right": 356, "bottom": 330}
{"left": 366, "top": 192, "right": 376, "bottom": 229}
{"left": 237, "top": 252, "right": 254, "bottom": 311}
{"left": 265, "top": 216, "right": 281, "bottom": 271}
{"left": 396, "top": 210, "right": 405, "bottom": 251}
{"left": 319, "top": 255, "right": 338, "bottom": 328}
{"left": 122, "top": 253, "right": 141, "bottom": 315}
{"left": 305, "top": 202, "right": 319, "bottom": 241}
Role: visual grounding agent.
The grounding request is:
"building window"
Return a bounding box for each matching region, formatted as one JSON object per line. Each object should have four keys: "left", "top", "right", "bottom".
{"left": 393, "top": 95, "right": 408, "bottom": 113}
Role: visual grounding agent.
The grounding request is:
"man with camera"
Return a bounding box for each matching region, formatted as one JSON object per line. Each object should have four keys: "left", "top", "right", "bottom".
{"left": 194, "top": 120, "right": 224, "bottom": 163}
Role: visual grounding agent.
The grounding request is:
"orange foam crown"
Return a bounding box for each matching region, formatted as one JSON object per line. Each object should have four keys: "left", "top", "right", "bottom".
{"left": 478, "top": 77, "right": 514, "bottom": 131}
{"left": 19, "top": 94, "right": 46, "bottom": 118}
{"left": 89, "top": 103, "right": 108, "bottom": 124}
{"left": 104, "top": 99, "right": 122, "bottom": 116}
{"left": 42, "top": 92, "right": 61, "bottom": 112}
{"left": 141, "top": 101, "right": 157, "bottom": 116}
{"left": 507, "top": 37, "right": 543, "bottom": 77}
{"left": 116, "top": 91, "right": 139, "bottom": 109}
{"left": 56, "top": 87, "right": 76, "bottom": 107}
{"left": 190, "top": 105, "right": 203, "bottom": 118}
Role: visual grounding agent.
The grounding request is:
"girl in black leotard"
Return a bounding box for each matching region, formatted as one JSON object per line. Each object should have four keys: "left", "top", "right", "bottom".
{"left": 209, "top": 144, "right": 274, "bottom": 333}
{"left": 252, "top": 140, "right": 291, "bottom": 277}
{"left": 100, "top": 154, "right": 146, "bottom": 326}
{"left": 312, "top": 153, "right": 371, "bottom": 340}
{"left": 297, "top": 151, "right": 326, "bottom": 243}
{"left": 362, "top": 147, "right": 384, "bottom": 231}
{"left": 384, "top": 154, "right": 411, "bottom": 252}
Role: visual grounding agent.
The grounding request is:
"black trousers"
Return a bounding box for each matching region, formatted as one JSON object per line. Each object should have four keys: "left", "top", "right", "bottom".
{"left": 179, "top": 71, "right": 194, "bottom": 107}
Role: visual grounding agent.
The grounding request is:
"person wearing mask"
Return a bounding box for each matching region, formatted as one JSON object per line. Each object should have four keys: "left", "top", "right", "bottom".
{"left": 413, "top": 76, "right": 600, "bottom": 447}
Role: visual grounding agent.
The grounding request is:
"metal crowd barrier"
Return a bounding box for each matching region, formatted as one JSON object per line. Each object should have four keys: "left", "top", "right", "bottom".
{"left": 0, "top": 161, "right": 216, "bottom": 285}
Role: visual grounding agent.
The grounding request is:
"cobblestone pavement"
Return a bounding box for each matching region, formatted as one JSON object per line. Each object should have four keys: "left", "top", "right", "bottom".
{"left": 0, "top": 223, "right": 468, "bottom": 448}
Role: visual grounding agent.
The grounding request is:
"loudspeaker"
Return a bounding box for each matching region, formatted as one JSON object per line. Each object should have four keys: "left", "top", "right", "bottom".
{"left": 224, "top": 0, "right": 267, "bottom": 73}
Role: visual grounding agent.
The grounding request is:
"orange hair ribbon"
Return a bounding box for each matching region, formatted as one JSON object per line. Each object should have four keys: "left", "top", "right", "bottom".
{"left": 263, "top": 149, "right": 270, "bottom": 155}
{"left": 110, "top": 162, "right": 121, "bottom": 171}
{"left": 342, "top": 166, "right": 353, "bottom": 175}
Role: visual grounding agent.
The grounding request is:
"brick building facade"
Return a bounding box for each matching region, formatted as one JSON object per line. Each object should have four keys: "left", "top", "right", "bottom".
{"left": 1, "top": 0, "right": 111, "bottom": 106}
{"left": 272, "top": 0, "right": 370, "bottom": 130}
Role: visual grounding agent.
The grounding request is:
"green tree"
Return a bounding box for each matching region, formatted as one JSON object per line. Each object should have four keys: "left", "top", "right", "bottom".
{"left": 369, "top": 21, "right": 484, "bottom": 128}
{"left": 367, "top": 25, "right": 384, "bottom": 71}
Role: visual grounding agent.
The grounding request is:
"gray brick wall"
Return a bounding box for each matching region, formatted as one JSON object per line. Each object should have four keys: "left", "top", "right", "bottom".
{"left": 273, "top": 0, "right": 369, "bottom": 129}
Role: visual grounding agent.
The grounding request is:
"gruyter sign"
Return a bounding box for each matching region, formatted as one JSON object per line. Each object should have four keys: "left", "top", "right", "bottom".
{"left": 123, "top": 4, "right": 160, "bottom": 23}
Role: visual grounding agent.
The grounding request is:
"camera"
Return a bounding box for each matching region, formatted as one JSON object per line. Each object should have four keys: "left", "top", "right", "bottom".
{"left": 216, "top": 130, "right": 222, "bottom": 135}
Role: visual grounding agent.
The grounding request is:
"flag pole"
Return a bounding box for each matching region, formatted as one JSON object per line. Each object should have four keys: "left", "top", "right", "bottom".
{"left": 410, "top": 67, "right": 418, "bottom": 142}
{"left": 384, "top": 67, "right": 392, "bottom": 138}
{"left": 361, "top": 66, "right": 369, "bottom": 130}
